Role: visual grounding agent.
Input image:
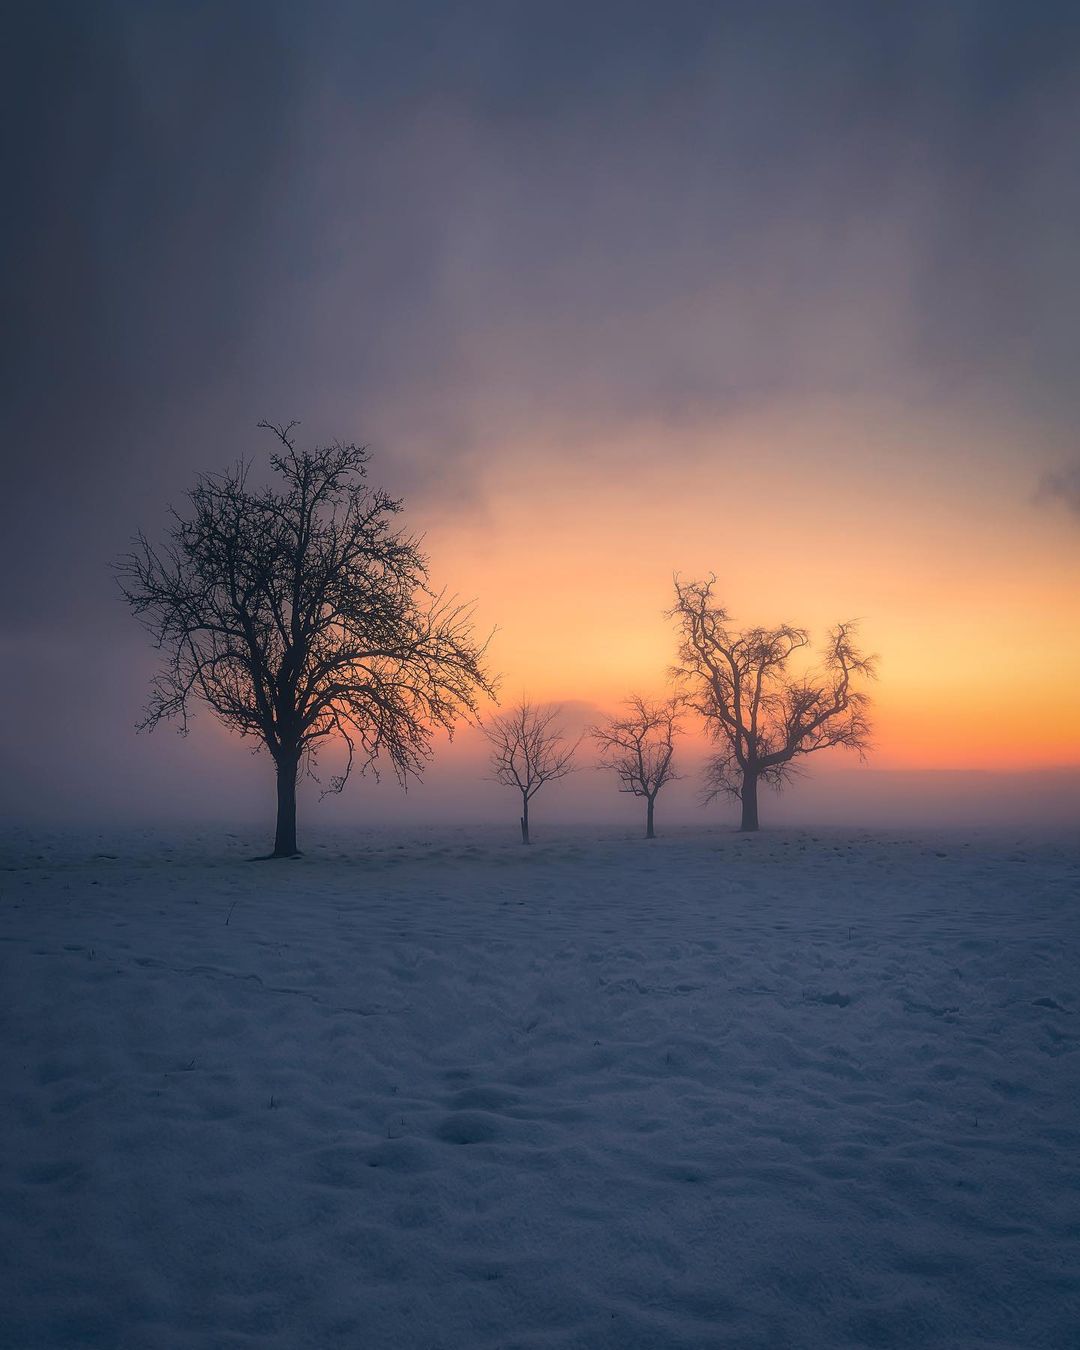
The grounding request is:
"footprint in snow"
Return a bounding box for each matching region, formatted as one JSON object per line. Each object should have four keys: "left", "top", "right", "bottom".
{"left": 435, "top": 1112, "right": 501, "bottom": 1145}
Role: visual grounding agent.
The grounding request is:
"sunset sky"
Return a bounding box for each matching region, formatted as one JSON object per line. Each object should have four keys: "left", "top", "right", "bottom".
{"left": 3, "top": 1, "right": 1079, "bottom": 825}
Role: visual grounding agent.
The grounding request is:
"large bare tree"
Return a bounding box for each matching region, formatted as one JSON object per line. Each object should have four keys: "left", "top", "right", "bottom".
{"left": 483, "top": 701, "right": 577, "bottom": 843}
{"left": 591, "top": 695, "right": 682, "bottom": 838}
{"left": 117, "top": 421, "right": 495, "bottom": 857}
{"left": 670, "top": 576, "right": 874, "bottom": 831}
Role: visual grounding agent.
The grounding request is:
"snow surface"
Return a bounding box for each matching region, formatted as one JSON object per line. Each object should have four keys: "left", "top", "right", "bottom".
{"left": 1, "top": 825, "right": 1078, "bottom": 1348}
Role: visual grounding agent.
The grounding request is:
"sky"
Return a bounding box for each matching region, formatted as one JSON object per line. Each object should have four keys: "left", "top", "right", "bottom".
{"left": 2, "top": 0, "right": 1079, "bottom": 830}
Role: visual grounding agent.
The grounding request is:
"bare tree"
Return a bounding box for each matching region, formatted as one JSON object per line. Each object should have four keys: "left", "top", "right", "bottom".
{"left": 670, "top": 576, "right": 875, "bottom": 831}
{"left": 591, "top": 695, "right": 683, "bottom": 838}
{"left": 483, "top": 701, "right": 577, "bottom": 843}
{"left": 117, "top": 421, "right": 495, "bottom": 857}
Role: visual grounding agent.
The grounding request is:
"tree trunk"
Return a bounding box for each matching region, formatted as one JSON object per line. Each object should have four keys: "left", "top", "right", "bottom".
{"left": 739, "top": 768, "right": 759, "bottom": 832}
{"left": 520, "top": 793, "right": 530, "bottom": 844}
{"left": 273, "top": 753, "right": 300, "bottom": 857}
{"left": 645, "top": 795, "right": 655, "bottom": 839}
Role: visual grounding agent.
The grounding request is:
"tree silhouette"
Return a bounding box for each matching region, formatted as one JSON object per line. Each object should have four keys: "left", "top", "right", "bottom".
{"left": 591, "top": 695, "right": 682, "bottom": 838}
{"left": 484, "top": 701, "right": 577, "bottom": 843}
{"left": 117, "top": 421, "right": 494, "bottom": 857}
{"left": 670, "top": 576, "right": 874, "bottom": 831}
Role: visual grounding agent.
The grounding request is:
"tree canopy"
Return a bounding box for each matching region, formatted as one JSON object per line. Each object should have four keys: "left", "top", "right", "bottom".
{"left": 118, "top": 422, "right": 494, "bottom": 854}
{"left": 670, "top": 575, "right": 874, "bottom": 829}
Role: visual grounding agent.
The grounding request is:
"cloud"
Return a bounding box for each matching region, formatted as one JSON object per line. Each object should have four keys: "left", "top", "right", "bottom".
{"left": 1036, "top": 462, "right": 1080, "bottom": 516}
{"left": 4, "top": 2, "right": 1080, "bottom": 824}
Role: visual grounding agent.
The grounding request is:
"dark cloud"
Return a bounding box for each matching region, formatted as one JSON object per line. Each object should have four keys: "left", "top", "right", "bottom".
{"left": 1037, "top": 463, "right": 1080, "bottom": 516}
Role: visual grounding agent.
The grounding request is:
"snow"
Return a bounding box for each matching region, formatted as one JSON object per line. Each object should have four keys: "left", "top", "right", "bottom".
{"left": 2, "top": 825, "right": 1078, "bottom": 1348}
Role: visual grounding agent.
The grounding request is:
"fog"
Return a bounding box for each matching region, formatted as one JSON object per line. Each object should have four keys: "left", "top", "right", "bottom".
{"left": 9, "top": 689, "right": 1077, "bottom": 832}
{"left": 3, "top": 2, "right": 1079, "bottom": 829}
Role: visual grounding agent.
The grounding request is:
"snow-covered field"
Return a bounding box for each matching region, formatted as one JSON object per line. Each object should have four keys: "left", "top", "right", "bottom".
{"left": 2, "top": 825, "right": 1078, "bottom": 1348}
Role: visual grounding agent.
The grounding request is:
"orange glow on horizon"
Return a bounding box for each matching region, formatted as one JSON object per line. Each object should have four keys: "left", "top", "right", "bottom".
{"left": 410, "top": 404, "right": 1080, "bottom": 774}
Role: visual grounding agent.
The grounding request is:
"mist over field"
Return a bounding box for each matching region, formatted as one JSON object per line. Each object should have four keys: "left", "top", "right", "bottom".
{"left": 8, "top": 717, "right": 1080, "bottom": 833}
{"left": 5, "top": 657, "right": 1077, "bottom": 833}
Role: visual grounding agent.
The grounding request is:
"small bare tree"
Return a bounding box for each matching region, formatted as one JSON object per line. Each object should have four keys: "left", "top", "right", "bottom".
{"left": 483, "top": 701, "right": 577, "bottom": 843}
{"left": 671, "top": 576, "right": 875, "bottom": 831}
{"left": 591, "top": 695, "right": 682, "bottom": 838}
{"left": 117, "top": 421, "right": 495, "bottom": 857}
